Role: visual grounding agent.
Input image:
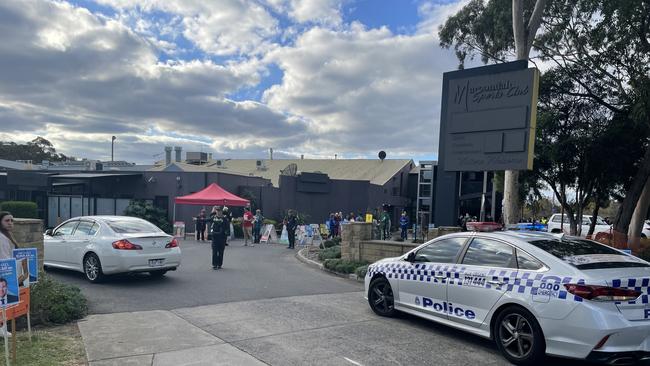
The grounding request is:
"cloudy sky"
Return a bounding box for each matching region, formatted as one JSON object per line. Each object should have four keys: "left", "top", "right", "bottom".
{"left": 0, "top": 0, "right": 468, "bottom": 164}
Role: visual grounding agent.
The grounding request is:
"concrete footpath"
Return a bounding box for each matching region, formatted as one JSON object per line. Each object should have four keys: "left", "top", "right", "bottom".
{"left": 78, "top": 292, "right": 509, "bottom": 366}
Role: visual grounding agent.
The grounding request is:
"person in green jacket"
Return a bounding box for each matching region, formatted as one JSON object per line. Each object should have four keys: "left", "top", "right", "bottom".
{"left": 380, "top": 208, "right": 391, "bottom": 240}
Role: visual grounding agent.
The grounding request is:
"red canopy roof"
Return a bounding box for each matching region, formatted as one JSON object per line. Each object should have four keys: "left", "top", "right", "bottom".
{"left": 174, "top": 183, "right": 249, "bottom": 206}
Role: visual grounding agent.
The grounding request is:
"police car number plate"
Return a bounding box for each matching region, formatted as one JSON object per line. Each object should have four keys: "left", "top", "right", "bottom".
{"left": 149, "top": 259, "right": 165, "bottom": 267}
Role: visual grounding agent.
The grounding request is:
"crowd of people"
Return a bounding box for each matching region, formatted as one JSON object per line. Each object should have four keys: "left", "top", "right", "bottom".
{"left": 194, "top": 206, "right": 298, "bottom": 270}
{"left": 325, "top": 207, "right": 411, "bottom": 241}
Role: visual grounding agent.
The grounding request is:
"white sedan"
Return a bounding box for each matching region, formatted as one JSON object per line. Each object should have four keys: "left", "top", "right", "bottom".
{"left": 44, "top": 216, "right": 181, "bottom": 282}
{"left": 365, "top": 231, "right": 650, "bottom": 365}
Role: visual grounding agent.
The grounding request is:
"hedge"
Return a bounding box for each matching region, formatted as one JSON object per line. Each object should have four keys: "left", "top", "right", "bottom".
{"left": 318, "top": 245, "right": 341, "bottom": 261}
{"left": 323, "top": 259, "right": 369, "bottom": 274}
{"left": 0, "top": 201, "right": 38, "bottom": 219}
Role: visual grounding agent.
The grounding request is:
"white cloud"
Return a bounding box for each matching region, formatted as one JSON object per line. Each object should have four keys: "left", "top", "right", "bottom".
{"left": 263, "top": 24, "right": 460, "bottom": 157}
{"left": 417, "top": 0, "right": 471, "bottom": 37}
{"left": 0, "top": 0, "right": 471, "bottom": 164}
{"left": 0, "top": 0, "right": 300, "bottom": 163}
{"left": 96, "top": 0, "right": 280, "bottom": 55}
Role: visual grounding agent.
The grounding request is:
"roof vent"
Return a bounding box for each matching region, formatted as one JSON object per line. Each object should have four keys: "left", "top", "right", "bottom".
{"left": 256, "top": 160, "right": 267, "bottom": 170}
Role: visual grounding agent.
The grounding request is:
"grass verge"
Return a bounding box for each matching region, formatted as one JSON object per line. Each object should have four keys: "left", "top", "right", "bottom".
{"left": 0, "top": 323, "right": 86, "bottom": 366}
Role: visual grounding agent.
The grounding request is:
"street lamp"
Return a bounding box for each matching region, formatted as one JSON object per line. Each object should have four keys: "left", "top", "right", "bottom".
{"left": 111, "top": 136, "right": 116, "bottom": 162}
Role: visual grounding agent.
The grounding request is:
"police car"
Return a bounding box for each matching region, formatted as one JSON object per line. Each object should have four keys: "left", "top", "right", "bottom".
{"left": 365, "top": 231, "right": 650, "bottom": 365}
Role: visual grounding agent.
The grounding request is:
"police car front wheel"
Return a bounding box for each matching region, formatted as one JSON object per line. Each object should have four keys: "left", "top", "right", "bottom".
{"left": 494, "top": 306, "right": 545, "bottom": 365}
{"left": 368, "top": 277, "right": 395, "bottom": 317}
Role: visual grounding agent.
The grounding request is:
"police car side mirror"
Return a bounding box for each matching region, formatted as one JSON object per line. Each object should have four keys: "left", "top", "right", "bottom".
{"left": 405, "top": 252, "right": 416, "bottom": 263}
{"left": 45, "top": 229, "right": 53, "bottom": 236}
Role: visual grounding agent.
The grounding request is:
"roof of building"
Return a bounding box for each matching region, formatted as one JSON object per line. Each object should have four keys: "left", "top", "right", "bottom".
{"left": 52, "top": 173, "right": 142, "bottom": 179}
{"left": 149, "top": 159, "right": 413, "bottom": 187}
{"left": 0, "top": 159, "right": 31, "bottom": 170}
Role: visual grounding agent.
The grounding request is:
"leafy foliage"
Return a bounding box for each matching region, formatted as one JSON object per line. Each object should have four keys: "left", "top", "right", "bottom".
{"left": 123, "top": 199, "right": 172, "bottom": 233}
{"left": 31, "top": 274, "right": 88, "bottom": 324}
{"left": 318, "top": 245, "right": 341, "bottom": 261}
{"left": 0, "top": 201, "right": 38, "bottom": 219}
{"left": 355, "top": 264, "right": 369, "bottom": 279}
{"left": 323, "top": 259, "right": 369, "bottom": 274}
{"left": 0, "top": 137, "right": 67, "bottom": 162}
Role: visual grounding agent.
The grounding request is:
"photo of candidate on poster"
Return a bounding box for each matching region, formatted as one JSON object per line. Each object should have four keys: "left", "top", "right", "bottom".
{"left": 13, "top": 248, "right": 38, "bottom": 284}
{"left": 0, "top": 259, "right": 19, "bottom": 307}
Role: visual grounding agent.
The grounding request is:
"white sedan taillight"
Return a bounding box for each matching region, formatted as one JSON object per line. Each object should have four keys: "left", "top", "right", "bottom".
{"left": 112, "top": 239, "right": 143, "bottom": 250}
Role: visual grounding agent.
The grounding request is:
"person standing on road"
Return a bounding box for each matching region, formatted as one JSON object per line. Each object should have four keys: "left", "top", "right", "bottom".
{"left": 0, "top": 212, "right": 19, "bottom": 259}
{"left": 286, "top": 210, "right": 298, "bottom": 249}
{"left": 399, "top": 211, "right": 409, "bottom": 241}
{"left": 253, "top": 209, "right": 264, "bottom": 244}
{"left": 210, "top": 207, "right": 228, "bottom": 270}
{"left": 242, "top": 207, "right": 254, "bottom": 246}
{"left": 222, "top": 206, "right": 232, "bottom": 246}
{"left": 195, "top": 209, "right": 207, "bottom": 242}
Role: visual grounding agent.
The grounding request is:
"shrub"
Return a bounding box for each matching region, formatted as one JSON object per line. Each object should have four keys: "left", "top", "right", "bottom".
{"left": 0, "top": 201, "right": 38, "bottom": 219}
{"left": 124, "top": 200, "right": 172, "bottom": 233}
{"left": 355, "top": 264, "right": 369, "bottom": 278}
{"left": 321, "top": 240, "right": 337, "bottom": 249}
{"left": 318, "top": 245, "right": 341, "bottom": 261}
{"left": 30, "top": 274, "right": 88, "bottom": 324}
{"left": 332, "top": 237, "right": 342, "bottom": 245}
{"left": 323, "top": 259, "right": 369, "bottom": 274}
{"left": 231, "top": 220, "right": 243, "bottom": 238}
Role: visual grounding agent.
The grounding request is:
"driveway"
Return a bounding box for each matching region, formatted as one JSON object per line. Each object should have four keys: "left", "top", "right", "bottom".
{"left": 48, "top": 239, "right": 362, "bottom": 314}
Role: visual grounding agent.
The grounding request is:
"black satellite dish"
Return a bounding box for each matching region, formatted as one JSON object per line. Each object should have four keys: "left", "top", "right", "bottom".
{"left": 378, "top": 151, "right": 386, "bottom": 161}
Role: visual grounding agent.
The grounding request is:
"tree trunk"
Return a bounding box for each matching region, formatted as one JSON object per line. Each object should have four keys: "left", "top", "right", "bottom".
{"left": 628, "top": 177, "right": 650, "bottom": 252}
{"left": 503, "top": 171, "right": 520, "bottom": 224}
{"left": 503, "top": 0, "right": 547, "bottom": 225}
{"left": 613, "top": 146, "right": 650, "bottom": 248}
{"left": 587, "top": 203, "right": 600, "bottom": 237}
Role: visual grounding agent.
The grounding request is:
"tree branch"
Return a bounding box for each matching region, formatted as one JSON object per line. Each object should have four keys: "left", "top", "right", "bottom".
{"left": 526, "top": 0, "right": 548, "bottom": 52}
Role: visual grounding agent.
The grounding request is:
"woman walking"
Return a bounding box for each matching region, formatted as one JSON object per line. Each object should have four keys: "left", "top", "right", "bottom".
{"left": 0, "top": 212, "right": 19, "bottom": 259}
{"left": 209, "top": 207, "right": 229, "bottom": 270}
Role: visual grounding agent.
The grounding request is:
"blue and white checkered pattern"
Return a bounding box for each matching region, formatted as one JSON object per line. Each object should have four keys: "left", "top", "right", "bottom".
{"left": 368, "top": 263, "right": 587, "bottom": 302}
{"left": 612, "top": 278, "right": 649, "bottom": 305}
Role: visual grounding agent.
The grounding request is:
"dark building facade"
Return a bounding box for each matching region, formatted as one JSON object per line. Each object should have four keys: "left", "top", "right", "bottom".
{"left": 0, "top": 160, "right": 413, "bottom": 231}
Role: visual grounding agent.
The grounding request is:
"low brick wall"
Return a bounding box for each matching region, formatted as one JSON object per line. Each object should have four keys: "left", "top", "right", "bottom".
{"left": 12, "top": 219, "right": 44, "bottom": 268}
{"left": 353, "top": 240, "right": 420, "bottom": 263}
{"left": 340, "top": 223, "right": 463, "bottom": 263}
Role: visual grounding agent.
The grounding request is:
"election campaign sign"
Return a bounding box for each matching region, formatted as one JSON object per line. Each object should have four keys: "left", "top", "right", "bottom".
{"left": 0, "top": 259, "right": 19, "bottom": 307}
{"left": 13, "top": 249, "right": 38, "bottom": 284}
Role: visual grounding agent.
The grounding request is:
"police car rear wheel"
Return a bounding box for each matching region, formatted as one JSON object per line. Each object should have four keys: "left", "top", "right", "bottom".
{"left": 494, "top": 306, "right": 545, "bottom": 365}
{"left": 368, "top": 277, "right": 395, "bottom": 317}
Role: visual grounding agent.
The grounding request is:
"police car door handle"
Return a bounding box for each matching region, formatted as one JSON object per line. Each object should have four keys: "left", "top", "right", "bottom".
{"left": 434, "top": 274, "right": 447, "bottom": 280}
{"left": 488, "top": 280, "right": 504, "bottom": 286}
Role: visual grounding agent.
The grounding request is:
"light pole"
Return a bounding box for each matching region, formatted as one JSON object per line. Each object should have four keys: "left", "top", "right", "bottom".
{"left": 111, "top": 136, "right": 116, "bottom": 161}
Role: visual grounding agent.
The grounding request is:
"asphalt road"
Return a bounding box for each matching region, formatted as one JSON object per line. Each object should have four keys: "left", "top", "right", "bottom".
{"left": 47, "top": 238, "right": 362, "bottom": 314}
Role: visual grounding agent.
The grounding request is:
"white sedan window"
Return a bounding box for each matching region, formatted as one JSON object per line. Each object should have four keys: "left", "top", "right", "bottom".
{"left": 53, "top": 221, "right": 79, "bottom": 236}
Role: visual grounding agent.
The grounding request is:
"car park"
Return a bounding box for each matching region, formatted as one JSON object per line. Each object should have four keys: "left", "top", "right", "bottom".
{"left": 365, "top": 231, "right": 650, "bottom": 365}
{"left": 547, "top": 214, "right": 611, "bottom": 237}
{"left": 44, "top": 216, "right": 181, "bottom": 282}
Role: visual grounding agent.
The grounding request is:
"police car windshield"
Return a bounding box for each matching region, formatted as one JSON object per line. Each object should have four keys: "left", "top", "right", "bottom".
{"left": 529, "top": 239, "right": 649, "bottom": 269}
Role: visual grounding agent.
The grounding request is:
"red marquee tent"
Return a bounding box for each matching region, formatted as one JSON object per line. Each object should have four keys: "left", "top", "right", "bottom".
{"left": 174, "top": 183, "right": 250, "bottom": 206}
